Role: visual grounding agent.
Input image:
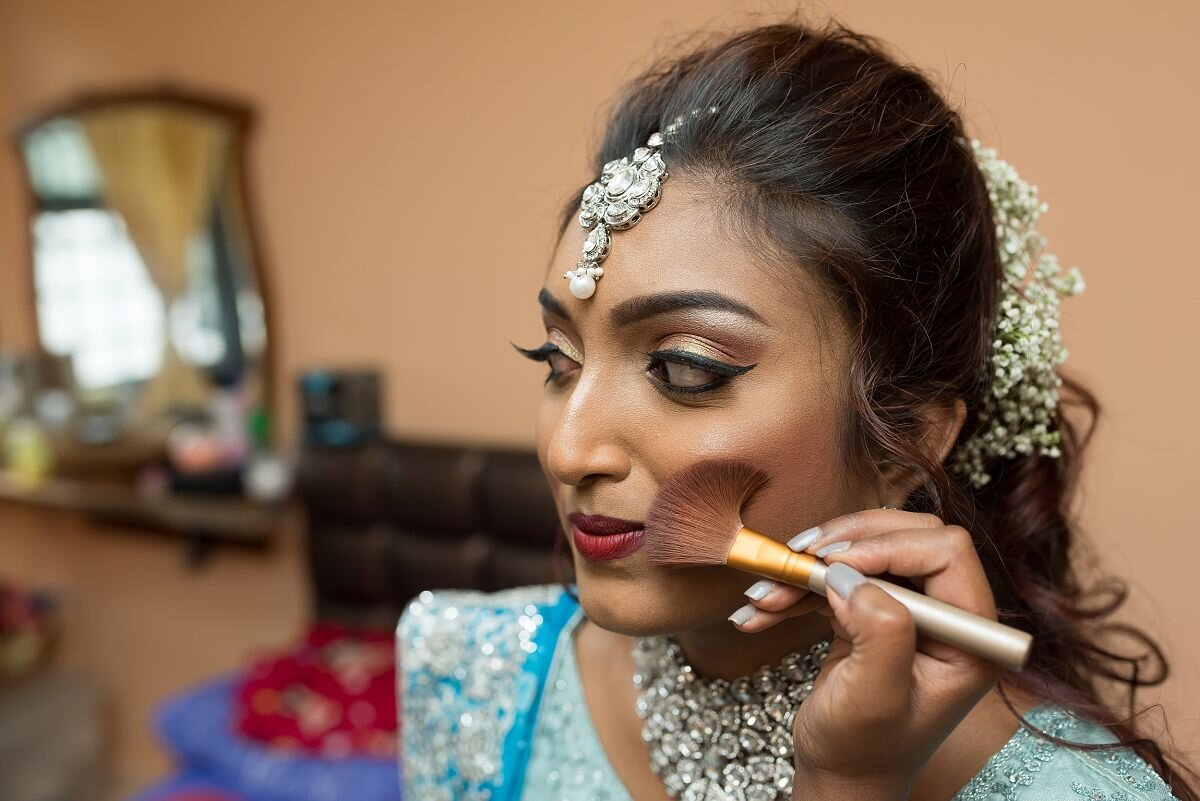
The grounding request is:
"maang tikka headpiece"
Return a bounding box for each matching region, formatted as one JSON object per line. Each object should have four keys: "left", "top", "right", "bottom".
{"left": 564, "top": 107, "right": 718, "bottom": 299}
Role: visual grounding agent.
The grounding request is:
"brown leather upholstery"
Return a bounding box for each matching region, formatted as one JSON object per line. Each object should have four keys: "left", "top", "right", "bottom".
{"left": 297, "top": 440, "right": 562, "bottom": 627}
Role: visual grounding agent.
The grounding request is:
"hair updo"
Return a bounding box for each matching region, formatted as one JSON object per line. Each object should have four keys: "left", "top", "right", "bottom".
{"left": 554, "top": 16, "right": 1196, "bottom": 797}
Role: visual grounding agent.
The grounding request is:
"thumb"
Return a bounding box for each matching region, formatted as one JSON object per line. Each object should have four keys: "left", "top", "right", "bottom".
{"left": 823, "top": 562, "right": 916, "bottom": 719}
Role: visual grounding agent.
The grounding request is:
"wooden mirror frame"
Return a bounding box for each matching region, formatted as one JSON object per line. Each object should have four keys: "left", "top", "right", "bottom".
{"left": 8, "top": 83, "right": 277, "bottom": 446}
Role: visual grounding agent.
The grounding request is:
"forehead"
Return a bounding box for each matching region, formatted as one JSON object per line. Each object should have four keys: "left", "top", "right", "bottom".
{"left": 542, "top": 175, "right": 834, "bottom": 336}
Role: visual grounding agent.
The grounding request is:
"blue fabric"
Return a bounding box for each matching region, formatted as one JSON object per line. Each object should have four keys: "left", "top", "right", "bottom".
{"left": 397, "top": 584, "right": 581, "bottom": 799}
{"left": 521, "top": 603, "right": 632, "bottom": 800}
{"left": 149, "top": 673, "right": 400, "bottom": 801}
{"left": 496, "top": 588, "right": 582, "bottom": 801}
{"left": 127, "top": 772, "right": 248, "bottom": 801}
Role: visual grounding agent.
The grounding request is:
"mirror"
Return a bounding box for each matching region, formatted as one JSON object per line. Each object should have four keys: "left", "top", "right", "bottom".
{"left": 11, "top": 88, "right": 272, "bottom": 449}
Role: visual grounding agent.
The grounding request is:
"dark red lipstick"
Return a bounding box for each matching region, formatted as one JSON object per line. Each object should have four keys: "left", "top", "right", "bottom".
{"left": 569, "top": 512, "right": 646, "bottom": 561}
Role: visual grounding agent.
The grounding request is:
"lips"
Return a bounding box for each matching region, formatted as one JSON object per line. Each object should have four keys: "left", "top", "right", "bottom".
{"left": 569, "top": 513, "right": 643, "bottom": 535}
{"left": 568, "top": 512, "right": 646, "bottom": 561}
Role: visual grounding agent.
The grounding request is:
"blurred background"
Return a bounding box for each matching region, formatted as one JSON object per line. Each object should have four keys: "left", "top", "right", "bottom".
{"left": 0, "top": 0, "right": 1195, "bottom": 799}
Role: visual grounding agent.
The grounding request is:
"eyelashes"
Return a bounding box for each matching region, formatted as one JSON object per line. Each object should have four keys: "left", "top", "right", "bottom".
{"left": 511, "top": 341, "right": 577, "bottom": 385}
{"left": 511, "top": 342, "right": 557, "bottom": 360}
{"left": 513, "top": 340, "right": 756, "bottom": 397}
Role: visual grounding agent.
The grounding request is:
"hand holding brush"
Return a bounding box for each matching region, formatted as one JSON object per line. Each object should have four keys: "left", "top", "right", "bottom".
{"left": 645, "top": 458, "right": 1032, "bottom": 669}
{"left": 646, "top": 458, "right": 1033, "bottom": 801}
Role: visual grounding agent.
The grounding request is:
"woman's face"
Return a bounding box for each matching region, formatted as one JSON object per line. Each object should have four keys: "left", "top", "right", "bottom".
{"left": 527, "top": 174, "right": 881, "bottom": 637}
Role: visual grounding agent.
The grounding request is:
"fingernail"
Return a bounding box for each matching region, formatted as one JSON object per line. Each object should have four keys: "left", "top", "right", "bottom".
{"left": 728, "top": 603, "right": 756, "bottom": 626}
{"left": 787, "top": 527, "right": 820, "bottom": 552}
{"left": 815, "top": 540, "right": 852, "bottom": 558}
{"left": 745, "top": 580, "right": 776, "bottom": 601}
{"left": 825, "top": 562, "right": 867, "bottom": 599}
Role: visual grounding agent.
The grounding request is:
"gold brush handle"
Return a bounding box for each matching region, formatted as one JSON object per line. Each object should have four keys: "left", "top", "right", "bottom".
{"left": 727, "top": 527, "right": 1033, "bottom": 671}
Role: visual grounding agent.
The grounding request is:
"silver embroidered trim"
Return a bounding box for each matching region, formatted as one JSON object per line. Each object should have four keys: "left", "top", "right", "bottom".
{"left": 951, "top": 704, "right": 1178, "bottom": 801}
{"left": 397, "top": 584, "right": 560, "bottom": 801}
{"left": 632, "top": 634, "right": 831, "bottom": 801}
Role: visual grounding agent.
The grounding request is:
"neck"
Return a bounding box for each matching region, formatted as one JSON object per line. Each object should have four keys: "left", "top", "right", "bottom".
{"left": 670, "top": 610, "right": 834, "bottom": 681}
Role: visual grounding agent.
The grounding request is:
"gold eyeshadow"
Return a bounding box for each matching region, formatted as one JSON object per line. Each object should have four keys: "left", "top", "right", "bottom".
{"left": 655, "top": 334, "right": 748, "bottom": 366}
{"left": 548, "top": 328, "right": 584, "bottom": 363}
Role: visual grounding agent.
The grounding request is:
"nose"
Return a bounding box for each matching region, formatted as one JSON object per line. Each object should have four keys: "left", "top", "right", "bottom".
{"left": 543, "top": 370, "right": 632, "bottom": 487}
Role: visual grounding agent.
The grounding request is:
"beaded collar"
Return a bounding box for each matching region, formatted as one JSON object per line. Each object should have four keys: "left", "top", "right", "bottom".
{"left": 632, "top": 634, "right": 832, "bottom": 801}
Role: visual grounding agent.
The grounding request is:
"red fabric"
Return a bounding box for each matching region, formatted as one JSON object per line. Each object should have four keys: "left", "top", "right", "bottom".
{"left": 234, "top": 624, "right": 397, "bottom": 758}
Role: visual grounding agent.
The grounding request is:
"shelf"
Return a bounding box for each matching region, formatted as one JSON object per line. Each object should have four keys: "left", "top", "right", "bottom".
{"left": 0, "top": 474, "right": 280, "bottom": 545}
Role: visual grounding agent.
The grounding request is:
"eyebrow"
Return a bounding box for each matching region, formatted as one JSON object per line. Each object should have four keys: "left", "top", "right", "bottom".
{"left": 538, "top": 287, "right": 767, "bottom": 327}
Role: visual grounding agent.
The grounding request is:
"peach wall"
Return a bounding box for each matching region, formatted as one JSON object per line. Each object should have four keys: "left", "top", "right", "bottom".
{"left": 0, "top": 0, "right": 1196, "bottom": 767}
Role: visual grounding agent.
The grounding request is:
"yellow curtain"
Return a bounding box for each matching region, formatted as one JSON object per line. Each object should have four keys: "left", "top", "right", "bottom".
{"left": 82, "top": 106, "right": 231, "bottom": 414}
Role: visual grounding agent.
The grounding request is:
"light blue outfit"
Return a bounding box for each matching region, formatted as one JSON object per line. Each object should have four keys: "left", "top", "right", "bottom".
{"left": 397, "top": 584, "right": 1180, "bottom": 801}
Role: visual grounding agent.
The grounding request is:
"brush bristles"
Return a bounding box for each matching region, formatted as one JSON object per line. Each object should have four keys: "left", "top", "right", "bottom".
{"left": 645, "top": 459, "right": 771, "bottom": 567}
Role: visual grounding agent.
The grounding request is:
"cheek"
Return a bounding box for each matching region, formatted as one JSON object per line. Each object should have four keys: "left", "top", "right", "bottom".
{"left": 737, "top": 415, "right": 854, "bottom": 536}
{"left": 644, "top": 378, "right": 854, "bottom": 536}
{"left": 534, "top": 393, "right": 561, "bottom": 488}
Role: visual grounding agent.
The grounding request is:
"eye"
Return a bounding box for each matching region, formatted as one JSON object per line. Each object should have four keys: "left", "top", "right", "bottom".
{"left": 651, "top": 360, "right": 720, "bottom": 388}
{"left": 512, "top": 341, "right": 581, "bottom": 385}
{"left": 644, "top": 349, "right": 756, "bottom": 396}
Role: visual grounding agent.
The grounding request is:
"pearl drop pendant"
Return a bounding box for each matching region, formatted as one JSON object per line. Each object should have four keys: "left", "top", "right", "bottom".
{"left": 568, "top": 273, "right": 596, "bottom": 299}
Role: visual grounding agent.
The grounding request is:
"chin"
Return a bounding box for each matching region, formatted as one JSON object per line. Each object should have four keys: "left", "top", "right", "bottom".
{"left": 572, "top": 555, "right": 741, "bottom": 637}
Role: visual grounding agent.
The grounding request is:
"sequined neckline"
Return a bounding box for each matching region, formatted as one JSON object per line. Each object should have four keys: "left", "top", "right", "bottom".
{"left": 632, "top": 631, "right": 829, "bottom": 800}
{"left": 522, "top": 606, "right": 634, "bottom": 800}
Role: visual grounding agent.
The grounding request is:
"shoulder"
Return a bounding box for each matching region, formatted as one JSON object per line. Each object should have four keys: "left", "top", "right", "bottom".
{"left": 396, "top": 584, "right": 577, "bottom": 797}
{"left": 953, "top": 703, "right": 1180, "bottom": 801}
{"left": 397, "top": 583, "right": 571, "bottom": 669}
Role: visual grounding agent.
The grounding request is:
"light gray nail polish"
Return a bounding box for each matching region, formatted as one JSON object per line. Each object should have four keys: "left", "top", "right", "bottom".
{"left": 787, "top": 527, "right": 820, "bottom": 552}
{"left": 745, "top": 580, "right": 776, "bottom": 601}
{"left": 728, "top": 603, "right": 756, "bottom": 626}
{"left": 815, "top": 540, "right": 852, "bottom": 558}
{"left": 825, "top": 562, "right": 867, "bottom": 599}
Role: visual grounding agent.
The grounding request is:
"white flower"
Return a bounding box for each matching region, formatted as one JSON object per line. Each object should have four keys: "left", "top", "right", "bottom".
{"left": 949, "top": 138, "right": 1084, "bottom": 489}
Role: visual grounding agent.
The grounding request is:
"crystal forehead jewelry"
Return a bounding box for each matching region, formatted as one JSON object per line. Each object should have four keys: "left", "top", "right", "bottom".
{"left": 633, "top": 633, "right": 831, "bottom": 801}
{"left": 564, "top": 130, "right": 664, "bottom": 300}
{"left": 565, "top": 107, "right": 718, "bottom": 300}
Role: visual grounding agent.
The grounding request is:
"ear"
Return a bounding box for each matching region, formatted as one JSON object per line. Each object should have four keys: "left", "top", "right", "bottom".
{"left": 878, "top": 398, "right": 967, "bottom": 501}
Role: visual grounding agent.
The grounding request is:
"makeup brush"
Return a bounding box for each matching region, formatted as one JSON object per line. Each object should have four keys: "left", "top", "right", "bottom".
{"left": 645, "top": 459, "right": 1033, "bottom": 671}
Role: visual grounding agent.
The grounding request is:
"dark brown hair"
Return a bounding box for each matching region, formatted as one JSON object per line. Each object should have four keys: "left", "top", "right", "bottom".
{"left": 553, "top": 15, "right": 1196, "bottom": 798}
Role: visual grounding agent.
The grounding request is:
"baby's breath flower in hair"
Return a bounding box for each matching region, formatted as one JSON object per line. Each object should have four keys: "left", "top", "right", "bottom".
{"left": 950, "top": 138, "right": 1086, "bottom": 489}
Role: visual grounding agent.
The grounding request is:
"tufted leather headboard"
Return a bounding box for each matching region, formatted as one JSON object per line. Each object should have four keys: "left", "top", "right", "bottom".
{"left": 297, "top": 440, "right": 563, "bottom": 628}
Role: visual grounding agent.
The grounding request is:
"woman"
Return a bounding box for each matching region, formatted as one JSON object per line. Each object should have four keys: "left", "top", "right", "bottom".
{"left": 397, "top": 18, "right": 1196, "bottom": 801}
